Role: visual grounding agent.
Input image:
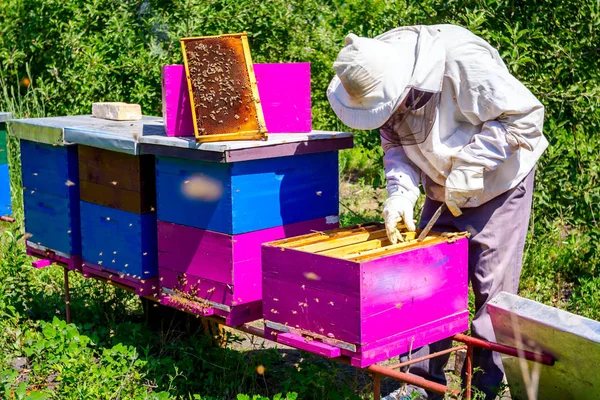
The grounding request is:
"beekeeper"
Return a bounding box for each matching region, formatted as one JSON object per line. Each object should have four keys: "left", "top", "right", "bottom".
{"left": 327, "top": 24, "right": 548, "bottom": 399}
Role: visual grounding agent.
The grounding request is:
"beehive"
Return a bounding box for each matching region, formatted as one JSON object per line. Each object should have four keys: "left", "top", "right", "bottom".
{"left": 262, "top": 223, "right": 470, "bottom": 367}
{"left": 148, "top": 132, "right": 352, "bottom": 325}
{"left": 19, "top": 140, "right": 81, "bottom": 269}
{"left": 180, "top": 33, "right": 267, "bottom": 142}
{"left": 76, "top": 146, "right": 158, "bottom": 294}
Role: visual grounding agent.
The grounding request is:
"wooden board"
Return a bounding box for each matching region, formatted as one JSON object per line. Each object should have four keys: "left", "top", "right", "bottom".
{"left": 157, "top": 216, "right": 336, "bottom": 305}
{"left": 180, "top": 33, "right": 267, "bottom": 142}
{"left": 23, "top": 190, "right": 81, "bottom": 255}
{"left": 80, "top": 201, "right": 157, "bottom": 278}
{"left": 0, "top": 124, "right": 8, "bottom": 165}
{"left": 155, "top": 151, "right": 339, "bottom": 234}
{"left": 78, "top": 145, "right": 156, "bottom": 214}
{"left": 0, "top": 164, "right": 11, "bottom": 215}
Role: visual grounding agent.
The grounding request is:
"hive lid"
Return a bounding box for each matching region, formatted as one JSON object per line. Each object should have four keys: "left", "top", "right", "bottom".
{"left": 488, "top": 292, "right": 600, "bottom": 399}
{"left": 0, "top": 112, "right": 12, "bottom": 123}
{"left": 180, "top": 33, "right": 267, "bottom": 143}
{"left": 9, "top": 115, "right": 163, "bottom": 149}
{"left": 264, "top": 222, "right": 469, "bottom": 262}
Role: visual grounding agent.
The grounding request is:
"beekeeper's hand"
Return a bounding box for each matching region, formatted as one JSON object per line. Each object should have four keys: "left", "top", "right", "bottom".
{"left": 445, "top": 165, "right": 484, "bottom": 217}
{"left": 382, "top": 193, "right": 416, "bottom": 244}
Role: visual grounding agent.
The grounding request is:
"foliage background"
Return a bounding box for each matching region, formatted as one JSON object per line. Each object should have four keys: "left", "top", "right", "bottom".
{"left": 0, "top": 0, "right": 599, "bottom": 398}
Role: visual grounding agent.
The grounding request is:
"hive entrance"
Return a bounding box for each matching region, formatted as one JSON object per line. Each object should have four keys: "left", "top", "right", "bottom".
{"left": 181, "top": 33, "right": 267, "bottom": 142}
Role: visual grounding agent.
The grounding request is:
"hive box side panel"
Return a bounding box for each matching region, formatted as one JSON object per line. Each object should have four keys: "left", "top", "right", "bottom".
{"left": 155, "top": 156, "right": 233, "bottom": 232}
{"left": 157, "top": 221, "right": 234, "bottom": 284}
{"left": 20, "top": 140, "right": 79, "bottom": 198}
{"left": 231, "top": 217, "right": 338, "bottom": 304}
{"left": 253, "top": 63, "right": 311, "bottom": 133}
{"left": 79, "top": 180, "right": 156, "bottom": 214}
{"left": 78, "top": 146, "right": 155, "bottom": 190}
{"left": 80, "top": 201, "right": 158, "bottom": 277}
{"left": 23, "top": 190, "right": 81, "bottom": 255}
{"left": 262, "top": 246, "right": 360, "bottom": 295}
{"left": 158, "top": 217, "right": 338, "bottom": 304}
{"left": 20, "top": 140, "right": 75, "bottom": 172}
{"left": 78, "top": 146, "right": 156, "bottom": 214}
{"left": 230, "top": 152, "right": 339, "bottom": 234}
{"left": 359, "top": 239, "right": 469, "bottom": 344}
{"left": 262, "top": 246, "right": 361, "bottom": 343}
{"left": 263, "top": 276, "right": 361, "bottom": 344}
{"left": 162, "top": 65, "right": 195, "bottom": 137}
{"left": 0, "top": 123, "right": 8, "bottom": 165}
{"left": 159, "top": 268, "right": 234, "bottom": 306}
{"left": 0, "top": 164, "right": 11, "bottom": 215}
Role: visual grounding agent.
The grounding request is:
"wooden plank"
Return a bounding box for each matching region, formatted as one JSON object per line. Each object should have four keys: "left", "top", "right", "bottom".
{"left": 230, "top": 152, "right": 338, "bottom": 234}
{"left": 140, "top": 143, "right": 226, "bottom": 163}
{"left": 277, "top": 332, "right": 341, "bottom": 358}
{"left": 20, "top": 140, "right": 79, "bottom": 198}
{"left": 359, "top": 238, "right": 469, "bottom": 343}
{"left": 263, "top": 276, "right": 361, "bottom": 345}
{"left": 0, "top": 164, "right": 11, "bottom": 215}
{"left": 79, "top": 180, "right": 155, "bottom": 214}
{"left": 266, "top": 223, "right": 378, "bottom": 248}
{"left": 262, "top": 244, "right": 360, "bottom": 295}
{"left": 253, "top": 63, "right": 311, "bottom": 133}
{"left": 23, "top": 190, "right": 81, "bottom": 255}
{"left": 157, "top": 221, "right": 234, "bottom": 284}
{"left": 80, "top": 201, "right": 157, "bottom": 277}
{"left": 297, "top": 229, "right": 388, "bottom": 253}
{"left": 321, "top": 231, "right": 417, "bottom": 258}
{"left": 225, "top": 137, "right": 352, "bottom": 163}
{"left": 156, "top": 152, "right": 339, "bottom": 234}
{"left": 159, "top": 267, "right": 234, "bottom": 306}
{"left": 21, "top": 164, "right": 79, "bottom": 199}
{"left": 347, "top": 235, "right": 447, "bottom": 262}
{"left": 0, "top": 126, "right": 8, "bottom": 164}
{"left": 78, "top": 145, "right": 143, "bottom": 170}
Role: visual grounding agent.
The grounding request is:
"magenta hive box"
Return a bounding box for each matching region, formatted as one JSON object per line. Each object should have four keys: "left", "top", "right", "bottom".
{"left": 161, "top": 63, "right": 311, "bottom": 136}
{"left": 262, "top": 224, "right": 470, "bottom": 368}
{"left": 158, "top": 217, "right": 338, "bottom": 326}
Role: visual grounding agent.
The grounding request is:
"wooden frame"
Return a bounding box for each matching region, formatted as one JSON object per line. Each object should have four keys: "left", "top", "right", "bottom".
{"left": 266, "top": 223, "right": 468, "bottom": 262}
{"left": 180, "top": 33, "right": 268, "bottom": 143}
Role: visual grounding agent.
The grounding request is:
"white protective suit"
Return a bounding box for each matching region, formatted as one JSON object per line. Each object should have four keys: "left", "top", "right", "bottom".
{"left": 376, "top": 25, "right": 548, "bottom": 209}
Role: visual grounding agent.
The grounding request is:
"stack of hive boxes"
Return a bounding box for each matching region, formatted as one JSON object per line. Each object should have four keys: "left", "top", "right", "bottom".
{"left": 0, "top": 112, "right": 12, "bottom": 216}
{"left": 10, "top": 118, "right": 82, "bottom": 269}
{"left": 154, "top": 147, "right": 342, "bottom": 326}
{"left": 78, "top": 145, "right": 159, "bottom": 296}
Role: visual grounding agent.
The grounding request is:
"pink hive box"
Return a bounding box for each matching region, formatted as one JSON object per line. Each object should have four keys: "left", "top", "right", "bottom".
{"left": 157, "top": 216, "right": 337, "bottom": 326}
{"left": 161, "top": 63, "right": 311, "bottom": 136}
{"left": 261, "top": 223, "right": 470, "bottom": 367}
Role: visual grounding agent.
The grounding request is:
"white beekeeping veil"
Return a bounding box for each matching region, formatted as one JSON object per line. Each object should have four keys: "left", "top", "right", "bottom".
{"left": 328, "top": 25, "right": 446, "bottom": 145}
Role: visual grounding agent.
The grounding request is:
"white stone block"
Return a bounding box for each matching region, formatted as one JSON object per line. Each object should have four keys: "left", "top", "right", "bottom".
{"left": 92, "top": 102, "right": 142, "bottom": 121}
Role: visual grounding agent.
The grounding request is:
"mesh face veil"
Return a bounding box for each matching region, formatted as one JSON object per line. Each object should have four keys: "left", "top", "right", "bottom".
{"left": 379, "top": 87, "right": 441, "bottom": 146}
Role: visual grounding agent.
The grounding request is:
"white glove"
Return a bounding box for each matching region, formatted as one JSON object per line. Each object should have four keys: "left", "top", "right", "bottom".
{"left": 382, "top": 192, "right": 416, "bottom": 244}
{"left": 445, "top": 165, "right": 484, "bottom": 217}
